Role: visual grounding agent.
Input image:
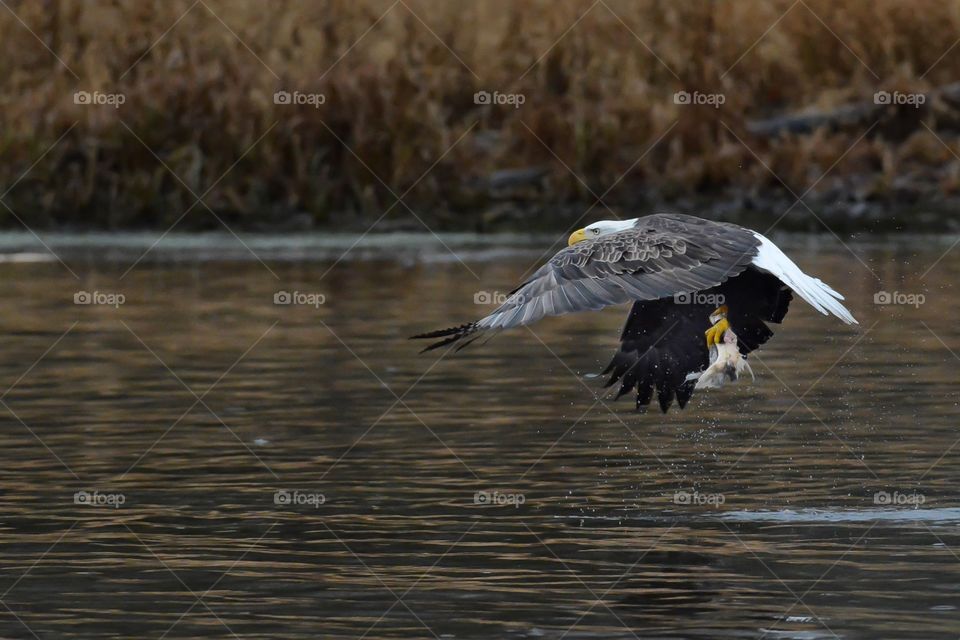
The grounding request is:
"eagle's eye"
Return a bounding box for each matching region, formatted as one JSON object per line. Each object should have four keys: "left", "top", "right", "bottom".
{"left": 591, "top": 228, "right": 600, "bottom": 235}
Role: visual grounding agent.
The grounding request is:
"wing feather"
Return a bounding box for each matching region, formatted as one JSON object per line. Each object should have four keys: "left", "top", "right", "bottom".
{"left": 413, "top": 214, "right": 762, "bottom": 350}
{"left": 474, "top": 216, "right": 760, "bottom": 334}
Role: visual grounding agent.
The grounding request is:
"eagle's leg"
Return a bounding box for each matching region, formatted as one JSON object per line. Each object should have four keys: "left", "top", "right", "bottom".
{"left": 704, "top": 304, "right": 730, "bottom": 347}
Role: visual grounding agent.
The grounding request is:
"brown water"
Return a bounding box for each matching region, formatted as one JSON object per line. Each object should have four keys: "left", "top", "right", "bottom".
{"left": 0, "top": 233, "right": 956, "bottom": 639}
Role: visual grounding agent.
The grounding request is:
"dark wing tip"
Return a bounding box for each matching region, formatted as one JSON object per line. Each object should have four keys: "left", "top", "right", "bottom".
{"left": 675, "top": 381, "right": 696, "bottom": 409}
{"left": 410, "top": 322, "right": 479, "bottom": 353}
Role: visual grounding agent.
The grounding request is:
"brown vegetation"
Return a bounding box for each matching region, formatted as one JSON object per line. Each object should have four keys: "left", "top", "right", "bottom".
{"left": 3, "top": 0, "right": 960, "bottom": 230}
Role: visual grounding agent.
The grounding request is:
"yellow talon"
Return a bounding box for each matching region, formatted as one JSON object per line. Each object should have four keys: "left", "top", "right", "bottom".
{"left": 704, "top": 305, "right": 730, "bottom": 347}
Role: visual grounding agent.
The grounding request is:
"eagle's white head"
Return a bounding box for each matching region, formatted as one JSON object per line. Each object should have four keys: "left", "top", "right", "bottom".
{"left": 567, "top": 218, "right": 638, "bottom": 246}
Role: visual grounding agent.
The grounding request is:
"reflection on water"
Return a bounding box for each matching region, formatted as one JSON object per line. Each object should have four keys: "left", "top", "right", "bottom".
{"left": 0, "top": 232, "right": 956, "bottom": 639}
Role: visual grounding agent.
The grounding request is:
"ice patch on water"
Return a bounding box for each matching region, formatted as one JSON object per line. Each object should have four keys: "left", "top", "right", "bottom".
{"left": 0, "top": 252, "right": 56, "bottom": 262}
{"left": 719, "top": 507, "right": 960, "bottom": 523}
{"left": 759, "top": 629, "right": 835, "bottom": 639}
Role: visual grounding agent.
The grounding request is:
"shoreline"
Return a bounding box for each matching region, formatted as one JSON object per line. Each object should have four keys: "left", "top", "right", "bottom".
{"left": 7, "top": 189, "right": 958, "bottom": 235}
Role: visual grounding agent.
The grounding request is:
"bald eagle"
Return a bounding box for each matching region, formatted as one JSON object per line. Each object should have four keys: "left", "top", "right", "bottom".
{"left": 412, "top": 214, "right": 857, "bottom": 412}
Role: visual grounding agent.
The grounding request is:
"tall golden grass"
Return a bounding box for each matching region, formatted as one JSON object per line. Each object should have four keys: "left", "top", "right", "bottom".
{"left": 2, "top": 0, "right": 960, "bottom": 229}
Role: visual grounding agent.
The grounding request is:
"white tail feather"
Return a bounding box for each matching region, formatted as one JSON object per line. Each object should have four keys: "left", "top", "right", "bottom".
{"left": 750, "top": 232, "right": 858, "bottom": 324}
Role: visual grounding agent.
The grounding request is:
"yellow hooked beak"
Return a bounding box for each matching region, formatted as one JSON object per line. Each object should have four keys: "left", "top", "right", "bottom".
{"left": 568, "top": 228, "right": 587, "bottom": 246}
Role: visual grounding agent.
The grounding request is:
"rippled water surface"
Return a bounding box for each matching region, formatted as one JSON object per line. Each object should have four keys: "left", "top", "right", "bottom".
{"left": 0, "top": 232, "right": 957, "bottom": 639}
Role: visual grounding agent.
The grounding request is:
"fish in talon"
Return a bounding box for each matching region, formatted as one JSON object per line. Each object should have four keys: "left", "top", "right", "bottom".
{"left": 685, "top": 328, "right": 754, "bottom": 390}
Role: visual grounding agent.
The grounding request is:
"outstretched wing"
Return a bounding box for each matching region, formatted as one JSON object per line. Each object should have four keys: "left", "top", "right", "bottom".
{"left": 412, "top": 215, "right": 760, "bottom": 351}
{"left": 602, "top": 297, "right": 712, "bottom": 413}
{"left": 604, "top": 269, "right": 795, "bottom": 413}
